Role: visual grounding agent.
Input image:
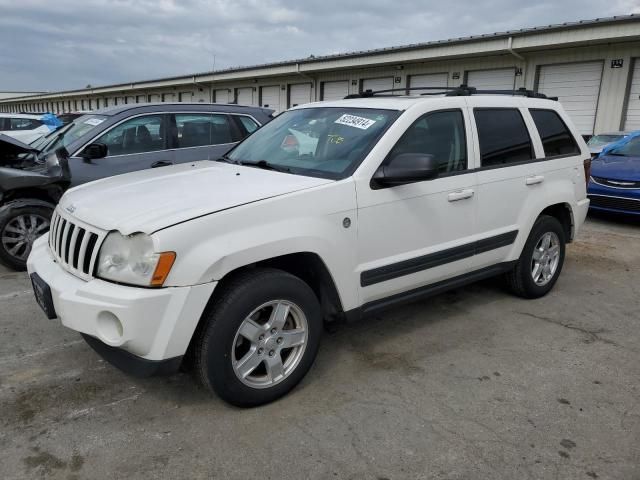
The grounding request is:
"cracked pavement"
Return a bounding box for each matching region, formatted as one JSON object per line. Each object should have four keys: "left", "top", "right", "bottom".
{"left": 0, "top": 215, "right": 639, "bottom": 479}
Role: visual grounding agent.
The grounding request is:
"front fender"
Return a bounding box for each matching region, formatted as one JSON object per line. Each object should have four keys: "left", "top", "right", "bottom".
{"left": 154, "top": 180, "right": 361, "bottom": 311}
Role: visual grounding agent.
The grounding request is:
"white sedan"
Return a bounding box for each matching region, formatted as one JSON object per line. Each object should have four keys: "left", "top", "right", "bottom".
{"left": 0, "top": 113, "right": 54, "bottom": 144}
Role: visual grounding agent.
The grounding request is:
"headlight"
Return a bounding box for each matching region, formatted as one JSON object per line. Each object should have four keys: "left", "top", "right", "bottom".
{"left": 97, "top": 232, "right": 175, "bottom": 287}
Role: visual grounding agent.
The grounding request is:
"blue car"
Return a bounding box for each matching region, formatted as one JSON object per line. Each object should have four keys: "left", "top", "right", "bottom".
{"left": 588, "top": 133, "right": 640, "bottom": 215}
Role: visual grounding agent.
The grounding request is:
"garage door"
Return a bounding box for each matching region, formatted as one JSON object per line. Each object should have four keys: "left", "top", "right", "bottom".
{"left": 408, "top": 73, "right": 448, "bottom": 93}
{"left": 322, "top": 81, "right": 349, "bottom": 101}
{"left": 260, "top": 86, "right": 281, "bottom": 112}
{"left": 289, "top": 83, "right": 312, "bottom": 107}
{"left": 178, "top": 91, "right": 193, "bottom": 102}
{"left": 215, "top": 89, "right": 231, "bottom": 103}
{"left": 624, "top": 59, "right": 640, "bottom": 131}
{"left": 162, "top": 93, "right": 176, "bottom": 102}
{"left": 537, "top": 62, "right": 603, "bottom": 135}
{"left": 148, "top": 94, "right": 161, "bottom": 103}
{"left": 362, "top": 77, "right": 394, "bottom": 94}
{"left": 237, "top": 88, "right": 255, "bottom": 106}
{"left": 466, "top": 68, "right": 515, "bottom": 90}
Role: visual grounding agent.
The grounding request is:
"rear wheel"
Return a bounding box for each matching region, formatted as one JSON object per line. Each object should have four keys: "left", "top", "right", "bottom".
{"left": 0, "top": 201, "right": 53, "bottom": 271}
{"left": 193, "top": 268, "right": 322, "bottom": 407}
{"left": 506, "top": 215, "right": 566, "bottom": 298}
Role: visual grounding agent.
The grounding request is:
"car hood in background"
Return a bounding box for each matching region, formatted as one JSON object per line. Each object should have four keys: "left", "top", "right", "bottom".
{"left": 60, "top": 161, "right": 333, "bottom": 235}
{"left": 0, "top": 133, "right": 40, "bottom": 161}
{"left": 591, "top": 155, "right": 640, "bottom": 182}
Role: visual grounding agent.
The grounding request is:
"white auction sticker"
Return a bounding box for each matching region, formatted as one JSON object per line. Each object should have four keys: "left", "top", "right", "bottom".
{"left": 334, "top": 114, "right": 376, "bottom": 130}
{"left": 84, "top": 118, "right": 104, "bottom": 126}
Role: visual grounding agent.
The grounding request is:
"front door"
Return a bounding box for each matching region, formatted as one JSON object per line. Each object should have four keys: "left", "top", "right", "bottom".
{"left": 69, "top": 113, "right": 173, "bottom": 186}
{"left": 356, "top": 108, "right": 477, "bottom": 305}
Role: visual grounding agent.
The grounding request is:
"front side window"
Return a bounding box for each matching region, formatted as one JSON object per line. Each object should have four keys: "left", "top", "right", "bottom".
{"left": 96, "top": 115, "right": 166, "bottom": 156}
{"left": 175, "top": 113, "right": 233, "bottom": 148}
{"left": 227, "top": 107, "right": 399, "bottom": 179}
{"left": 388, "top": 110, "right": 467, "bottom": 174}
{"left": 474, "top": 108, "right": 533, "bottom": 167}
{"left": 530, "top": 109, "right": 580, "bottom": 157}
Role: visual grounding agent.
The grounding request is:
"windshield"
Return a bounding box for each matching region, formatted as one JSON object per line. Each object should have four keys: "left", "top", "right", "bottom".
{"left": 587, "top": 134, "right": 625, "bottom": 147}
{"left": 30, "top": 114, "right": 108, "bottom": 154}
{"left": 227, "top": 107, "right": 400, "bottom": 179}
{"left": 609, "top": 137, "right": 640, "bottom": 157}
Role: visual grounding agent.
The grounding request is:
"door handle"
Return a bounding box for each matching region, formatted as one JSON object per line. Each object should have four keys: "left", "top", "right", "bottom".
{"left": 447, "top": 189, "right": 474, "bottom": 202}
{"left": 526, "top": 175, "right": 545, "bottom": 185}
{"left": 151, "top": 160, "right": 173, "bottom": 168}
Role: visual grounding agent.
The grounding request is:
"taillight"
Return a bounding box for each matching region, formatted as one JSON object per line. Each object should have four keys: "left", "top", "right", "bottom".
{"left": 583, "top": 158, "right": 592, "bottom": 189}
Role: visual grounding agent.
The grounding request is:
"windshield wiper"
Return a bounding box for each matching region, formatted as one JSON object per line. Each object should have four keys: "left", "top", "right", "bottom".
{"left": 214, "top": 154, "right": 240, "bottom": 164}
{"left": 239, "top": 160, "right": 291, "bottom": 173}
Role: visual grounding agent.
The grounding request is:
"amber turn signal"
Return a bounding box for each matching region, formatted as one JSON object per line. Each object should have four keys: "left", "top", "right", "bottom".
{"left": 150, "top": 252, "right": 176, "bottom": 287}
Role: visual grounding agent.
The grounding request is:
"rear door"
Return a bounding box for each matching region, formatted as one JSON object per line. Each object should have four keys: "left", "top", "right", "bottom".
{"left": 471, "top": 102, "right": 536, "bottom": 269}
{"left": 172, "top": 113, "right": 240, "bottom": 163}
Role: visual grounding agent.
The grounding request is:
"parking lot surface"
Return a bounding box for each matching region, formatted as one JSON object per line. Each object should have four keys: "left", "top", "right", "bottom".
{"left": 0, "top": 216, "right": 638, "bottom": 480}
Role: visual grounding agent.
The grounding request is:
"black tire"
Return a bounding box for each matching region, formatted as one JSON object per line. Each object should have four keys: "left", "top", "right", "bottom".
{"left": 0, "top": 200, "right": 54, "bottom": 271}
{"left": 193, "top": 268, "right": 322, "bottom": 407}
{"left": 506, "top": 215, "right": 566, "bottom": 299}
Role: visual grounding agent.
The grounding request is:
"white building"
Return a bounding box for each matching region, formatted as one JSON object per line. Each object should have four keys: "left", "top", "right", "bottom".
{"left": 1, "top": 14, "right": 639, "bottom": 135}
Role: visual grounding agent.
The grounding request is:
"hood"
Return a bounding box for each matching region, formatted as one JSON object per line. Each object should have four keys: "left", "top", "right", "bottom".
{"left": 61, "top": 161, "right": 333, "bottom": 234}
{"left": 591, "top": 155, "right": 640, "bottom": 182}
{"left": 0, "top": 133, "right": 40, "bottom": 161}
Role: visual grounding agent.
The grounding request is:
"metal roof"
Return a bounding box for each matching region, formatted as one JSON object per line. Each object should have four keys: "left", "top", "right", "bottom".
{"left": 3, "top": 14, "right": 639, "bottom": 100}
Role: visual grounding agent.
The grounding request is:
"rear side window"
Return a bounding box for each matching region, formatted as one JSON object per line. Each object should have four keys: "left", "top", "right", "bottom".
{"left": 474, "top": 109, "right": 533, "bottom": 167}
{"left": 530, "top": 109, "right": 580, "bottom": 157}
{"left": 236, "top": 115, "right": 259, "bottom": 135}
{"left": 9, "top": 118, "right": 43, "bottom": 130}
{"left": 175, "top": 113, "right": 233, "bottom": 147}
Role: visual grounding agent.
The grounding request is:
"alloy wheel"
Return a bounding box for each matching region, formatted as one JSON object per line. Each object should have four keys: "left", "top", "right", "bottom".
{"left": 531, "top": 231, "right": 560, "bottom": 286}
{"left": 1, "top": 214, "right": 50, "bottom": 262}
{"left": 231, "top": 300, "right": 308, "bottom": 389}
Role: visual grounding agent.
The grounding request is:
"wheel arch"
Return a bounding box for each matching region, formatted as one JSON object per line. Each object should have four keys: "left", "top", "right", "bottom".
{"left": 212, "top": 251, "right": 345, "bottom": 322}
{"left": 538, "top": 202, "right": 574, "bottom": 242}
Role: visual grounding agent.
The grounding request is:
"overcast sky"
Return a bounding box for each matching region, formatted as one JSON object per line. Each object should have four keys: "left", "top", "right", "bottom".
{"left": 0, "top": 0, "right": 637, "bottom": 92}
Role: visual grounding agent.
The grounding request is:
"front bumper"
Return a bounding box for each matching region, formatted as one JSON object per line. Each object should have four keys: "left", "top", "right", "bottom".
{"left": 588, "top": 181, "right": 640, "bottom": 216}
{"left": 27, "top": 236, "right": 216, "bottom": 372}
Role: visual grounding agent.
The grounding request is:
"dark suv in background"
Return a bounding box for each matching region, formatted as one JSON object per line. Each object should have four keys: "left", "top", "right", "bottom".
{"left": 0, "top": 103, "right": 273, "bottom": 270}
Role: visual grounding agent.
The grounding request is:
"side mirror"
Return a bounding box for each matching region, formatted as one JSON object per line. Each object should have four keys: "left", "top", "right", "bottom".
{"left": 372, "top": 153, "right": 439, "bottom": 187}
{"left": 79, "top": 143, "right": 108, "bottom": 160}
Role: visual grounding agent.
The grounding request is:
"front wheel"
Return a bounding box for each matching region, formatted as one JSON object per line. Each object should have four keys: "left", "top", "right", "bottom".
{"left": 193, "top": 268, "right": 322, "bottom": 407}
{"left": 506, "top": 215, "right": 566, "bottom": 298}
{"left": 0, "top": 201, "right": 53, "bottom": 271}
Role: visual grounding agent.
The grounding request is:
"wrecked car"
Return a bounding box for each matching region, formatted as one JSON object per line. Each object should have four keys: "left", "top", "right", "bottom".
{"left": 0, "top": 103, "right": 274, "bottom": 270}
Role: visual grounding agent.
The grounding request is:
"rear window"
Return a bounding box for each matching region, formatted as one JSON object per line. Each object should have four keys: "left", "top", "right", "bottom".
{"left": 530, "top": 109, "right": 580, "bottom": 157}
{"left": 474, "top": 109, "right": 533, "bottom": 167}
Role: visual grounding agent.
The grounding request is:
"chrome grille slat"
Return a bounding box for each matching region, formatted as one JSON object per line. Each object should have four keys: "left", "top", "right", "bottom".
{"left": 76, "top": 230, "right": 90, "bottom": 272}
{"left": 59, "top": 221, "right": 71, "bottom": 263}
{"left": 47, "top": 208, "right": 106, "bottom": 281}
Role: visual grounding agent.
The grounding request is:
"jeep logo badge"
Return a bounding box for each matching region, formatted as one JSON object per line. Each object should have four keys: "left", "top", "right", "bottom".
{"left": 65, "top": 204, "right": 76, "bottom": 214}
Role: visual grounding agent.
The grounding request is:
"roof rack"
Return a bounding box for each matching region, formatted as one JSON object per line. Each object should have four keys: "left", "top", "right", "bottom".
{"left": 344, "top": 85, "right": 557, "bottom": 101}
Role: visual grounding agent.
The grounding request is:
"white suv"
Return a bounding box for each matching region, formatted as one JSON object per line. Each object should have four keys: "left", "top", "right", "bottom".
{"left": 28, "top": 89, "right": 591, "bottom": 406}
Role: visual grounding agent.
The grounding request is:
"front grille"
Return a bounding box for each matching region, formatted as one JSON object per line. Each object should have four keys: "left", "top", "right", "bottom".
{"left": 588, "top": 195, "right": 640, "bottom": 213}
{"left": 592, "top": 176, "right": 640, "bottom": 189}
{"left": 48, "top": 210, "right": 106, "bottom": 279}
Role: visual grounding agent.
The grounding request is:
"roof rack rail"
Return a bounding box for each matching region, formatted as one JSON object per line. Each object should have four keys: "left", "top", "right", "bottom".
{"left": 344, "top": 85, "right": 557, "bottom": 101}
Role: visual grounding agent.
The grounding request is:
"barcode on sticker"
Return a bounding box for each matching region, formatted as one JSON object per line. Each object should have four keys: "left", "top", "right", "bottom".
{"left": 334, "top": 114, "right": 376, "bottom": 130}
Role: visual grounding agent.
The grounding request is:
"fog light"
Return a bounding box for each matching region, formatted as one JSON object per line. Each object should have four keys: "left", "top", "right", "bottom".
{"left": 97, "top": 311, "right": 124, "bottom": 344}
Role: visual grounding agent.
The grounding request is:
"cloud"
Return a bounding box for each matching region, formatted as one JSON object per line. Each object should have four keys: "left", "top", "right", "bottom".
{"left": 0, "top": 0, "right": 633, "bottom": 91}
